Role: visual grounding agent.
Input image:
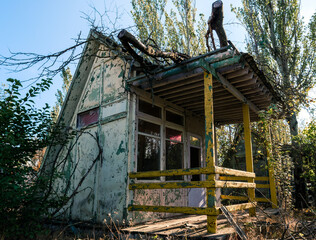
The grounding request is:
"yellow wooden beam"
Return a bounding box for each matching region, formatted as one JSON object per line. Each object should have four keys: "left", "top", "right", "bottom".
{"left": 128, "top": 205, "right": 220, "bottom": 215}
{"left": 256, "top": 184, "right": 270, "bottom": 189}
{"left": 215, "top": 166, "right": 255, "bottom": 178}
{"left": 221, "top": 195, "right": 248, "bottom": 201}
{"left": 129, "top": 180, "right": 215, "bottom": 190}
{"left": 221, "top": 195, "right": 271, "bottom": 203}
{"left": 266, "top": 134, "right": 278, "bottom": 208}
{"left": 225, "top": 202, "right": 257, "bottom": 212}
{"left": 256, "top": 176, "right": 269, "bottom": 181}
{"left": 204, "top": 71, "right": 217, "bottom": 234}
{"left": 216, "top": 181, "right": 256, "bottom": 188}
{"left": 242, "top": 104, "right": 256, "bottom": 216}
{"left": 129, "top": 167, "right": 213, "bottom": 179}
{"left": 219, "top": 176, "right": 267, "bottom": 181}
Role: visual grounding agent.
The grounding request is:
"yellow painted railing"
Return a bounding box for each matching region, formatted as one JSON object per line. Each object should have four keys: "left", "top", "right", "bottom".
{"left": 128, "top": 166, "right": 257, "bottom": 233}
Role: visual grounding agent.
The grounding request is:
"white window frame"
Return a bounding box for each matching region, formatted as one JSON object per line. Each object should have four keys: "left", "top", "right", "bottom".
{"left": 135, "top": 97, "right": 185, "bottom": 182}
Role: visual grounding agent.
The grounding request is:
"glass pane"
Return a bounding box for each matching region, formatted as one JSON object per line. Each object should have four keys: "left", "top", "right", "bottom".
{"left": 77, "top": 108, "right": 99, "bottom": 128}
{"left": 190, "top": 136, "right": 200, "bottom": 147}
{"left": 138, "top": 120, "right": 160, "bottom": 136}
{"left": 137, "top": 135, "right": 160, "bottom": 179}
{"left": 166, "top": 128, "right": 182, "bottom": 142}
{"left": 166, "top": 110, "right": 184, "bottom": 125}
{"left": 166, "top": 141, "right": 183, "bottom": 180}
{"left": 139, "top": 99, "right": 161, "bottom": 118}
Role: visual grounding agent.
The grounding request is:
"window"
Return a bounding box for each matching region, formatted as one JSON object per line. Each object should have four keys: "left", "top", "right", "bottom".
{"left": 166, "top": 128, "right": 183, "bottom": 180}
{"left": 77, "top": 107, "right": 99, "bottom": 128}
{"left": 137, "top": 99, "right": 185, "bottom": 181}
{"left": 137, "top": 120, "right": 160, "bottom": 174}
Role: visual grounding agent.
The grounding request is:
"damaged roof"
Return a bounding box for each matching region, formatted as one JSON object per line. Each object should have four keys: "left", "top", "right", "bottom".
{"left": 127, "top": 43, "right": 280, "bottom": 125}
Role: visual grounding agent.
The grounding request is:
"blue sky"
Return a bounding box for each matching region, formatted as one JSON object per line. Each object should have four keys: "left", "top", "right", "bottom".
{"left": 0, "top": 0, "right": 315, "bottom": 124}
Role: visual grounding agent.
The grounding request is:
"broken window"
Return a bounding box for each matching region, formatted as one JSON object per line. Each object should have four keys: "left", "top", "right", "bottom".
{"left": 77, "top": 107, "right": 99, "bottom": 128}
{"left": 137, "top": 120, "right": 161, "bottom": 180}
{"left": 137, "top": 98, "right": 185, "bottom": 181}
{"left": 166, "top": 128, "right": 183, "bottom": 180}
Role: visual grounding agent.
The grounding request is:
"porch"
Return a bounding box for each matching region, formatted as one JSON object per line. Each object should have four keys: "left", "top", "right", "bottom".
{"left": 126, "top": 43, "right": 279, "bottom": 234}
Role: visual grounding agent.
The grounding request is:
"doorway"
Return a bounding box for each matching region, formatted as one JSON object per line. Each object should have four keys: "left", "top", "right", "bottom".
{"left": 188, "top": 135, "right": 206, "bottom": 207}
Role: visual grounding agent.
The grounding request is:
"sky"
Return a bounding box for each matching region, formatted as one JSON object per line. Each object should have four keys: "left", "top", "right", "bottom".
{"left": 0, "top": 0, "right": 315, "bottom": 125}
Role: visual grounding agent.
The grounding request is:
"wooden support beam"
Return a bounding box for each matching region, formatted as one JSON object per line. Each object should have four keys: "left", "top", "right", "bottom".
{"left": 215, "top": 72, "right": 260, "bottom": 114}
{"left": 129, "top": 180, "right": 215, "bottom": 190}
{"left": 243, "top": 104, "right": 256, "bottom": 216}
{"left": 224, "top": 202, "right": 257, "bottom": 212}
{"left": 256, "top": 184, "right": 270, "bottom": 189}
{"left": 221, "top": 195, "right": 271, "bottom": 203}
{"left": 225, "top": 68, "right": 250, "bottom": 79}
{"left": 157, "top": 81, "right": 204, "bottom": 96}
{"left": 219, "top": 176, "right": 269, "bottom": 181}
{"left": 215, "top": 181, "right": 256, "bottom": 188}
{"left": 129, "top": 167, "right": 212, "bottom": 179}
{"left": 215, "top": 166, "right": 256, "bottom": 178}
{"left": 204, "top": 71, "right": 218, "bottom": 234}
{"left": 217, "top": 63, "right": 243, "bottom": 74}
{"left": 128, "top": 205, "right": 220, "bottom": 215}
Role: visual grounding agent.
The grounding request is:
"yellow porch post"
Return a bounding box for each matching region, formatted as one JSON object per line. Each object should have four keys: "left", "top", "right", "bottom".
{"left": 242, "top": 104, "right": 256, "bottom": 216}
{"left": 204, "top": 72, "right": 217, "bottom": 233}
{"left": 266, "top": 130, "right": 278, "bottom": 208}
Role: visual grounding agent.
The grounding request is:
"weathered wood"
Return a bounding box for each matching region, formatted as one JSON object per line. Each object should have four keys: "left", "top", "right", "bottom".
{"left": 118, "top": 29, "right": 190, "bottom": 64}
{"left": 129, "top": 167, "right": 212, "bottom": 179}
{"left": 243, "top": 104, "right": 256, "bottom": 216}
{"left": 129, "top": 181, "right": 215, "bottom": 190}
{"left": 226, "top": 69, "right": 250, "bottom": 79}
{"left": 256, "top": 184, "right": 270, "bottom": 189}
{"left": 157, "top": 81, "right": 204, "bottom": 96}
{"left": 215, "top": 181, "right": 256, "bottom": 189}
{"left": 128, "top": 205, "right": 220, "bottom": 215}
{"left": 204, "top": 71, "right": 218, "bottom": 234}
{"left": 205, "top": 0, "right": 228, "bottom": 51}
{"left": 219, "top": 176, "right": 269, "bottom": 181}
{"left": 215, "top": 72, "right": 260, "bottom": 114}
{"left": 224, "top": 202, "right": 257, "bottom": 212}
{"left": 215, "top": 166, "right": 256, "bottom": 178}
{"left": 221, "top": 195, "right": 271, "bottom": 203}
{"left": 217, "top": 63, "right": 243, "bottom": 74}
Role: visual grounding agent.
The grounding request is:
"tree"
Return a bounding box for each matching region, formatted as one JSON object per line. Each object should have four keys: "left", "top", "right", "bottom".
{"left": 0, "top": 78, "right": 63, "bottom": 238}
{"left": 131, "top": 0, "right": 207, "bottom": 58}
{"left": 52, "top": 67, "right": 72, "bottom": 122}
{"left": 233, "top": 0, "right": 316, "bottom": 208}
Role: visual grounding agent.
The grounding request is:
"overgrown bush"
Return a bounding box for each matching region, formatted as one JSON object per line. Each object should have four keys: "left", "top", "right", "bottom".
{"left": 0, "top": 79, "right": 65, "bottom": 239}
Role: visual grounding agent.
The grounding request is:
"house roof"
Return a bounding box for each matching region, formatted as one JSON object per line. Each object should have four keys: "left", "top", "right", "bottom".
{"left": 127, "top": 43, "right": 280, "bottom": 125}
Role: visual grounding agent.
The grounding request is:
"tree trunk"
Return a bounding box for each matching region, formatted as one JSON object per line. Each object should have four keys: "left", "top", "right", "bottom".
{"left": 287, "top": 111, "right": 308, "bottom": 209}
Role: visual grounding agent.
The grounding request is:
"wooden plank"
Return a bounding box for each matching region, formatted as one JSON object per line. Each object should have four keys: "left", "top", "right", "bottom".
{"left": 243, "top": 104, "right": 256, "bottom": 216}
{"left": 157, "top": 81, "right": 204, "bottom": 96}
{"left": 215, "top": 71, "right": 260, "bottom": 114}
{"left": 128, "top": 205, "right": 220, "bottom": 215}
{"left": 225, "top": 68, "right": 249, "bottom": 79}
{"left": 215, "top": 181, "right": 256, "bottom": 188}
{"left": 224, "top": 202, "right": 257, "bottom": 212}
{"left": 219, "top": 176, "right": 269, "bottom": 181}
{"left": 164, "top": 87, "right": 204, "bottom": 100}
{"left": 221, "top": 195, "right": 271, "bottom": 203}
{"left": 217, "top": 63, "right": 243, "bottom": 74}
{"left": 215, "top": 166, "right": 256, "bottom": 178}
{"left": 204, "top": 71, "right": 217, "bottom": 234}
{"left": 221, "top": 195, "right": 248, "bottom": 201}
{"left": 256, "top": 184, "right": 270, "bottom": 188}
{"left": 129, "top": 167, "right": 213, "bottom": 179}
{"left": 129, "top": 180, "right": 215, "bottom": 190}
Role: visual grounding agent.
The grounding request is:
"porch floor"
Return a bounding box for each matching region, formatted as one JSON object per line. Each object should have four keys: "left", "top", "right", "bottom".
{"left": 122, "top": 208, "right": 279, "bottom": 239}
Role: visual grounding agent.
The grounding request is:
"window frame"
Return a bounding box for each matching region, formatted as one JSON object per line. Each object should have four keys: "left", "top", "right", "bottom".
{"left": 135, "top": 97, "right": 186, "bottom": 182}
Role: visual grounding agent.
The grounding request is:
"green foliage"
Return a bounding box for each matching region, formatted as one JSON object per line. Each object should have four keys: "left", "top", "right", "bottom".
{"left": 232, "top": 0, "right": 316, "bottom": 117}
{"left": 296, "top": 120, "right": 316, "bottom": 202}
{"left": 52, "top": 67, "right": 72, "bottom": 122}
{"left": 131, "top": 0, "right": 207, "bottom": 58}
{"left": 0, "top": 79, "right": 65, "bottom": 239}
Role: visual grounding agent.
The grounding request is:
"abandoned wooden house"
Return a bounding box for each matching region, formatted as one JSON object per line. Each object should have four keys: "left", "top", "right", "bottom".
{"left": 43, "top": 28, "right": 280, "bottom": 235}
